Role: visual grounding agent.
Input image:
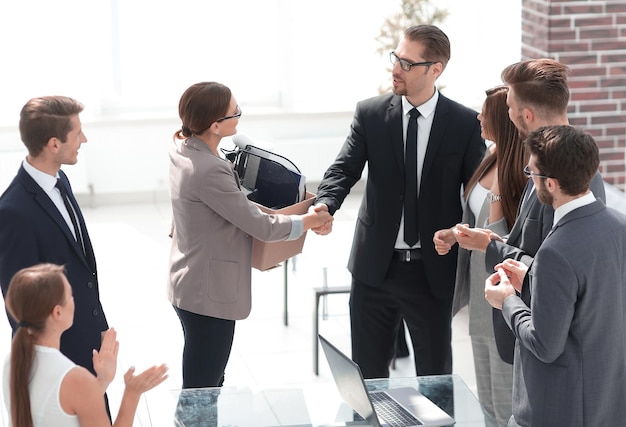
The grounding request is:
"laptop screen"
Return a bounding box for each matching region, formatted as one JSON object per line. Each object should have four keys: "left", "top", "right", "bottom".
{"left": 318, "top": 335, "right": 381, "bottom": 426}
{"left": 319, "top": 335, "right": 456, "bottom": 427}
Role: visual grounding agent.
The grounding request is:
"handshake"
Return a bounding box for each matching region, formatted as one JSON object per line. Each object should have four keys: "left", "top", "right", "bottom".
{"left": 305, "top": 203, "right": 334, "bottom": 235}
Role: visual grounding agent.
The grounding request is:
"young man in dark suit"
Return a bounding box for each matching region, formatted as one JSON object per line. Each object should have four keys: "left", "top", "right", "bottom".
{"left": 314, "top": 25, "right": 485, "bottom": 378}
{"left": 0, "top": 96, "right": 108, "bottom": 377}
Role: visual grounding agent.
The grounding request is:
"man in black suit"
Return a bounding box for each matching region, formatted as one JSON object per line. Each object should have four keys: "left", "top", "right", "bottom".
{"left": 0, "top": 96, "right": 108, "bottom": 376}
{"left": 314, "top": 25, "right": 485, "bottom": 378}
{"left": 453, "top": 59, "right": 606, "bottom": 365}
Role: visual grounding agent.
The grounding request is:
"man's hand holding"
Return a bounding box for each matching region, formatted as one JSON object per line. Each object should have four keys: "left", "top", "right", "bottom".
{"left": 433, "top": 228, "right": 456, "bottom": 255}
{"left": 454, "top": 224, "right": 502, "bottom": 253}
{"left": 309, "top": 203, "right": 333, "bottom": 235}
{"left": 485, "top": 268, "right": 516, "bottom": 310}
{"left": 494, "top": 259, "right": 528, "bottom": 293}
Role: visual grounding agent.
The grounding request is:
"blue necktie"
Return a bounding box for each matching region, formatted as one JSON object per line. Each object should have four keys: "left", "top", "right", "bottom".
{"left": 404, "top": 108, "right": 420, "bottom": 247}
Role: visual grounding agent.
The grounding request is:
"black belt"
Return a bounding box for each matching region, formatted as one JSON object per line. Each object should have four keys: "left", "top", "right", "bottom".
{"left": 392, "top": 249, "right": 422, "bottom": 262}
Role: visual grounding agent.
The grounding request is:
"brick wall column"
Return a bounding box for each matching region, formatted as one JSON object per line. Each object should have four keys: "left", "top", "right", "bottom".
{"left": 522, "top": 0, "right": 626, "bottom": 190}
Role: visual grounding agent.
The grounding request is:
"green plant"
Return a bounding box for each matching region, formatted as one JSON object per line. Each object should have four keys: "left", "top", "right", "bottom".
{"left": 376, "top": 0, "right": 448, "bottom": 93}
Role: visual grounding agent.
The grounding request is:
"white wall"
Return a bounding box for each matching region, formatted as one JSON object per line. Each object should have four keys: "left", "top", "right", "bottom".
{"left": 0, "top": 112, "right": 355, "bottom": 204}
{"left": 0, "top": 0, "right": 523, "bottom": 204}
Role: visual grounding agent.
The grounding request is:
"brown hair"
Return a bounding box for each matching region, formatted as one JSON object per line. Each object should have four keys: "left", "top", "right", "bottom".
{"left": 174, "top": 82, "right": 232, "bottom": 140}
{"left": 404, "top": 25, "right": 451, "bottom": 70}
{"left": 19, "top": 96, "right": 84, "bottom": 157}
{"left": 525, "top": 125, "right": 599, "bottom": 196}
{"left": 5, "top": 264, "right": 67, "bottom": 427}
{"left": 464, "top": 86, "right": 527, "bottom": 228}
{"left": 501, "top": 59, "right": 570, "bottom": 119}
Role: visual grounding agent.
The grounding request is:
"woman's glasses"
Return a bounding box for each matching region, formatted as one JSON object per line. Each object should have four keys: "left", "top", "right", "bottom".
{"left": 216, "top": 105, "right": 242, "bottom": 123}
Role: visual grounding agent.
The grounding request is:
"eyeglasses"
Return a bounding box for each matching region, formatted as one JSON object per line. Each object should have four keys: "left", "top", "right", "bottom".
{"left": 523, "top": 165, "right": 551, "bottom": 179}
{"left": 216, "top": 105, "right": 242, "bottom": 123}
{"left": 389, "top": 52, "right": 436, "bottom": 72}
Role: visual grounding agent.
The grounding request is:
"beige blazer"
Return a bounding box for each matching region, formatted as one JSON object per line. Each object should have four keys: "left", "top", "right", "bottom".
{"left": 168, "top": 137, "right": 294, "bottom": 320}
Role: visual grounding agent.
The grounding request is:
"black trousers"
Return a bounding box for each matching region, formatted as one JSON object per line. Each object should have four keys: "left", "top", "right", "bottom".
{"left": 173, "top": 306, "right": 236, "bottom": 388}
{"left": 350, "top": 258, "right": 453, "bottom": 379}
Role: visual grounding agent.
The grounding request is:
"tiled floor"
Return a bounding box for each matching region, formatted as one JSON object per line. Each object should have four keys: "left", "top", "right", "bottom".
{"left": 0, "top": 189, "right": 476, "bottom": 426}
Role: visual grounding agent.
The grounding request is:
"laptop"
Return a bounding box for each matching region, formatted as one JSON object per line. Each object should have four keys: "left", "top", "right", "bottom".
{"left": 318, "top": 335, "right": 456, "bottom": 427}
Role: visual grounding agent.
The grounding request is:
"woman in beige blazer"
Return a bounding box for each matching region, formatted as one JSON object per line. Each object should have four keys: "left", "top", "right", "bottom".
{"left": 168, "top": 82, "right": 331, "bottom": 388}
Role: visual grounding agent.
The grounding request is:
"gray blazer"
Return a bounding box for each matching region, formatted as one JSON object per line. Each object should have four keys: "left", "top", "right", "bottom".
{"left": 502, "top": 200, "right": 626, "bottom": 426}
{"left": 452, "top": 186, "right": 508, "bottom": 326}
{"left": 486, "top": 172, "right": 606, "bottom": 362}
{"left": 168, "top": 137, "right": 294, "bottom": 320}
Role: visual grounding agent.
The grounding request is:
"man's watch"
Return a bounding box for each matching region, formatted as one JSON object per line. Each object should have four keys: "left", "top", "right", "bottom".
{"left": 488, "top": 192, "right": 502, "bottom": 203}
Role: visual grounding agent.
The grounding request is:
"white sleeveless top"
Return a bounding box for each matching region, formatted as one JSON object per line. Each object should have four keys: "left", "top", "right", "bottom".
{"left": 2, "top": 346, "right": 80, "bottom": 427}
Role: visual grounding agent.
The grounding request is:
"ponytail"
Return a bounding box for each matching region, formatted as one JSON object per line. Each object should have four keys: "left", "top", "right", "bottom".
{"left": 10, "top": 327, "right": 36, "bottom": 427}
{"left": 5, "top": 264, "right": 66, "bottom": 427}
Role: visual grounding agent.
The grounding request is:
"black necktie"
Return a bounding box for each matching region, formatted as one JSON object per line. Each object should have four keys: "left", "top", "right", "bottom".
{"left": 404, "top": 108, "right": 420, "bottom": 247}
{"left": 55, "top": 178, "right": 84, "bottom": 253}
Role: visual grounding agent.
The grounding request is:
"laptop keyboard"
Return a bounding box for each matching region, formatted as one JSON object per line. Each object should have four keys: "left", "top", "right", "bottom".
{"left": 370, "top": 392, "right": 423, "bottom": 426}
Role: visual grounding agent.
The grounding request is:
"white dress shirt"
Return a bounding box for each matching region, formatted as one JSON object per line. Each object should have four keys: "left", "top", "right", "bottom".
{"left": 395, "top": 90, "right": 439, "bottom": 249}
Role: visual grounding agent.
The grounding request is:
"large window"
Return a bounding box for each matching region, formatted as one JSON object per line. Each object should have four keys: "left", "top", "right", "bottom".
{"left": 0, "top": 0, "right": 520, "bottom": 125}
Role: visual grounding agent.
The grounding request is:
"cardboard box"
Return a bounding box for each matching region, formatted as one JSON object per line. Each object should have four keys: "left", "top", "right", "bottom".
{"left": 252, "top": 192, "right": 316, "bottom": 271}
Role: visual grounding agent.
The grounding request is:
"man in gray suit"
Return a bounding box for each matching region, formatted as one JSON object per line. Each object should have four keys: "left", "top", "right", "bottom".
{"left": 485, "top": 125, "right": 626, "bottom": 427}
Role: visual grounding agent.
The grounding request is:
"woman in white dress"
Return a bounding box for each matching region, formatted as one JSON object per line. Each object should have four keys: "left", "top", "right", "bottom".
{"left": 2, "top": 263, "right": 168, "bottom": 427}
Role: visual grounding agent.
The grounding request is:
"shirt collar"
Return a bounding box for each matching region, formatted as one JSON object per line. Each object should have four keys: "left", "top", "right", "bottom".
{"left": 553, "top": 191, "right": 596, "bottom": 227}
{"left": 22, "top": 158, "right": 58, "bottom": 192}
{"left": 402, "top": 89, "right": 439, "bottom": 118}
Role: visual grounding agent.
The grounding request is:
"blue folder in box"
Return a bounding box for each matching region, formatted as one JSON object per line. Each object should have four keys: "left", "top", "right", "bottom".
{"left": 233, "top": 145, "right": 306, "bottom": 209}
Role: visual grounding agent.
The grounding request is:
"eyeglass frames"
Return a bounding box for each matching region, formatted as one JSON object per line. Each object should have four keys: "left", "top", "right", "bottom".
{"left": 389, "top": 52, "right": 436, "bottom": 72}
{"left": 523, "top": 165, "right": 551, "bottom": 179}
{"left": 216, "top": 105, "right": 242, "bottom": 123}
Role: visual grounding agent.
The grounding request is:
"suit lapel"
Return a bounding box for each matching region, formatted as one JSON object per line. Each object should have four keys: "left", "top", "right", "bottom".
{"left": 385, "top": 96, "right": 405, "bottom": 173}
{"left": 58, "top": 170, "right": 96, "bottom": 270}
{"left": 19, "top": 167, "right": 92, "bottom": 269}
{"left": 549, "top": 199, "right": 605, "bottom": 238}
{"left": 19, "top": 167, "right": 73, "bottom": 243}
{"left": 385, "top": 94, "right": 451, "bottom": 182}
{"left": 525, "top": 200, "right": 605, "bottom": 304}
{"left": 421, "top": 95, "right": 449, "bottom": 182}
{"left": 508, "top": 184, "right": 537, "bottom": 244}
{"left": 517, "top": 179, "right": 533, "bottom": 216}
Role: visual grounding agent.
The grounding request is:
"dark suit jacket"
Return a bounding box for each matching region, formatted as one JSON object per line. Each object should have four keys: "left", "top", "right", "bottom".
{"left": 0, "top": 166, "right": 108, "bottom": 374}
{"left": 486, "top": 172, "right": 606, "bottom": 363}
{"left": 316, "top": 92, "right": 485, "bottom": 298}
{"left": 502, "top": 200, "right": 626, "bottom": 426}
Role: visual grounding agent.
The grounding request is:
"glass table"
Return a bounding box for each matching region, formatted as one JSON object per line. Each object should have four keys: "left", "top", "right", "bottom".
{"left": 143, "top": 375, "right": 492, "bottom": 426}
